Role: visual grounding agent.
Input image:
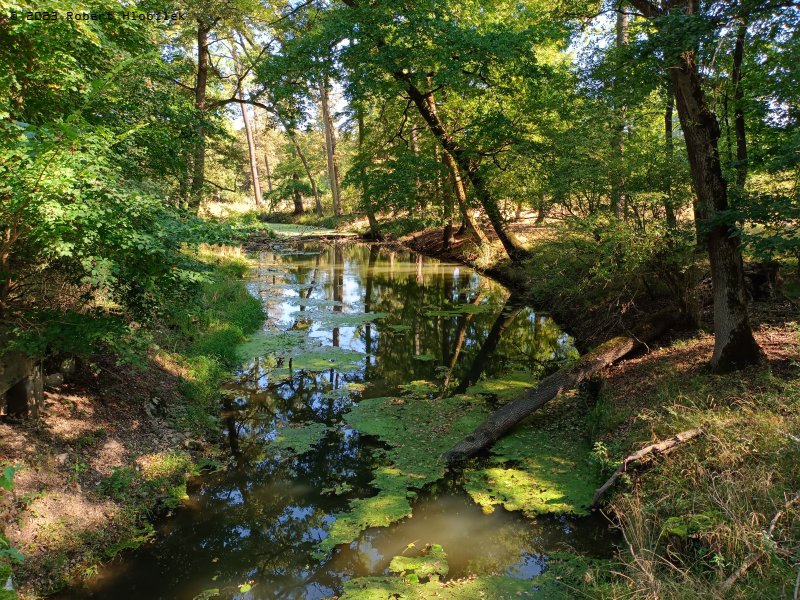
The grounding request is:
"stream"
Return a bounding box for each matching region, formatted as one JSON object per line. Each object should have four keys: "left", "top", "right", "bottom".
{"left": 71, "top": 242, "right": 617, "bottom": 599}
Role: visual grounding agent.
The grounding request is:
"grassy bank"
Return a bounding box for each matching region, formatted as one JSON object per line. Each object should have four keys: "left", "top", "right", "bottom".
{"left": 0, "top": 246, "right": 263, "bottom": 598}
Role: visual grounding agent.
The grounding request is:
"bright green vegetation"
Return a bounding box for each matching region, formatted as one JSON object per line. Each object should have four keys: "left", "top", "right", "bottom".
{"left": 6, "top": 251, "right": 263, "bottom": 595}
{"left": 341, "top": 547, "right": 615, "bottom": 599}
{"left": 259, "top": 223, "right": 338, "bottom": 237}
{"left": 271, "top": 422, "right": 329, "bottom": 455}
{"left": 0, "top": 531, "right": 20, "bottom": 600}
{"left": 318, "top": 394, "right": 488, "bottom": 555}
{"left": 464, "top": 424, "right": 598, "bottom": 518}
{"left": 238, "top": 329, "right": 366, "bottom": 379}
{"left": 321, "top": 378, "right": 599, "bottom": 556}
{"left": 388, "top": 544, "right": 449, "bottom": 581}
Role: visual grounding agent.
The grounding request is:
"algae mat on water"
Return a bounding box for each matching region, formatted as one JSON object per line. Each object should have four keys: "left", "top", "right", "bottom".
{"left": 317, "top": 374, "right": 600, "bottom": 558}
{"left": 461, "top": 373, "right": 600, "bottom": 517}
{"left": 339, "top": 545, "right": 608, "bottom": 599}
{"left": 237, "top": 330, "right": 366, "bottom": 377}
{"left": 315, "top": 394, "right": 488, "bottom": 556}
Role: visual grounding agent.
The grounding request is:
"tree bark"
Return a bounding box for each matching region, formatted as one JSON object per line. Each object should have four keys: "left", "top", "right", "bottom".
{"left": 664, "top": 90, "right": 677, "bottom": 228}
{"left": 591, "top": 428, "right": 703, "bottom": 507}
{"left": 669, "top": 52, "right": 762, "bottom": 372}
{"left": 732, "top": 24, "right": 748, "bottom": 190}
{"left": 442, "top": 149, "right": 488, "bottom": 246}
{"left": 240, "top": 101, "right": 262, "bottom": 207}
{"left": 628, "top": 0, "right": 763, "bottom": 373}
{"left": 320, "top": 76, "right": 341, "bottom": 217}
{"left": 403, "top": 81, "right": 528, "bottom": 260}
{"left": 292, "top": 170, "right": 304, "bottom": 215}
{"left": 357, "top": 111, "right": 383, "bottom": 240}
{"left": 611, "top": 8, "right": 629, "bottom": 219}
{"left": 189, "top": 19, "right": 211, "bottom": 213}
{"left": 443, "top": 310, "right": 679, "bottom": 463}
{"left": 287, "top": 127, "right": 322, "bottom": 215}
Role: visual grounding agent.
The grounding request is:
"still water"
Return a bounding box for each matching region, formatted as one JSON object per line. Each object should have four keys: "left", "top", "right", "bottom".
{"left": 72, "top": 242, "right": 614, "bottom": 599}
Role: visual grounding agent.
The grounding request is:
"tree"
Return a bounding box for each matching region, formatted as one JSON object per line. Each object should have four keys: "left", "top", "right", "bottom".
{"left": 627, "top": 0, "right": 763, "bottom": 372}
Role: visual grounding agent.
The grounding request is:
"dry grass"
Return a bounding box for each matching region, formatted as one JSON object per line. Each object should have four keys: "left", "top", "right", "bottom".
{"left": 599, "top": 324, "right": 800, "bottom": 599}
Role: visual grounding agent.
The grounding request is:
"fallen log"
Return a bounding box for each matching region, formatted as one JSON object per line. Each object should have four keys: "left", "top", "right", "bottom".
{"left": 590, "top": 428, "right": 703, "bottom": 507}
{"left": 442, "top": 310, "right": 680, "bottom": 463}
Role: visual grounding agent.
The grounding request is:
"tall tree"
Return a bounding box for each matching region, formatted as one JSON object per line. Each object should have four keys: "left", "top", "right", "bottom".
{"left": 189, "top": 18, "right": 212, "bottom": 212}
{"left": 629, "top": 0, "right": 762, "bottom": 372}
{"left": 319, "top": 76, "right": 342, "bottom": 216}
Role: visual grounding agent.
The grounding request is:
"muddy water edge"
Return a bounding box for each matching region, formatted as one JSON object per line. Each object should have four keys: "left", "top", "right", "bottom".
{"left": 65, "top": 241, "right": 619, "bottom": 599}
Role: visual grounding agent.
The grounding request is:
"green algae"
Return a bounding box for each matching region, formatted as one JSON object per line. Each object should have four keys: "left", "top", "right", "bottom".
{"left": 423, "top": 303, "right": 493, "bottom": 317}
{"left": 271, "top": 422, "right": 329, "bottom": 455}
{"left": 237, "top": 330, "right": 307, "bottom": 361}
{"left": 412, "top": 353, "right": 437, "bottom": 362}
{"left": 464, "top": 425, "right": 599, "bottom": 518}
{"left": 284, "top": 297, "right": 345, "bottom": 308}
{"left": 238, "top": 330, "right": 365, "bottom": 377}
{"left": 341, "top": 549, "right": 616, "bottom": 599}
{"left": 304, "top": 310, "right": 389, "bottom": 329}
{"left": 340, "top": 546, "right": 535, "bottom": 599}
{"left": 465, "top": 371, "right": 539, "bottom": 402}
{"left": 397, "top": 380, "right": 438, "bottom": 397}
{"left": 317, "top": 395, "right": 488, "bottom": 556}
{"left": 340, "top": 575, "right": 535, "bottom": 599}
{"left": 389, "top": 544, "right": 449, "bottom": 581}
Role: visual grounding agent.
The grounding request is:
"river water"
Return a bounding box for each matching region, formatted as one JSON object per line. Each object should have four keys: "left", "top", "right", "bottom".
{"left": 72, "top": 242, "right": 615, "bottom": 599}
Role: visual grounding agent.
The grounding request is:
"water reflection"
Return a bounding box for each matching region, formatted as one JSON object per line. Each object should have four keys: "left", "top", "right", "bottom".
{"left": 71, "top": 242, "right": 611, "bottom": 600}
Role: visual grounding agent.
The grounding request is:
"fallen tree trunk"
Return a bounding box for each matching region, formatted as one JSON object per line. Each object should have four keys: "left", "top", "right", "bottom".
{"left": 442, "top": 310, "right": 680, "bottom": 463}
{"left": 591, "top": 428, "right": 703, "bottom": 507}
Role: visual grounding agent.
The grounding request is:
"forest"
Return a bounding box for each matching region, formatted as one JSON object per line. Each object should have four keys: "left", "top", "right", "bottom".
{"left": 0, "top": 0, "right": 799, "bottom": 599}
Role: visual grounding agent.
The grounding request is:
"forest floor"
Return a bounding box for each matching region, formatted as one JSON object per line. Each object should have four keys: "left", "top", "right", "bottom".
{"left": 0, "top": 248, "right": 263, "bottom": 599}
{"left": 0, "top": 354, "right": 209, "bottom": 597}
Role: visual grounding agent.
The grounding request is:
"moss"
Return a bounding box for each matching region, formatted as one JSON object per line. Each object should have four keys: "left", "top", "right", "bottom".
{"left": 465, "top": 371, "right": 540, "bottom": 402}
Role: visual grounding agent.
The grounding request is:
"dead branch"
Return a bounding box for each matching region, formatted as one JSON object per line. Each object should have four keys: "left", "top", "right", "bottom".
{"left": 591, "top": 429, "right": 703, "bottom": 507}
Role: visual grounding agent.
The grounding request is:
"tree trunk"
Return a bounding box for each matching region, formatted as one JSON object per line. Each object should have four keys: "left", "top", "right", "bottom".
{"left": 358, "top": 111, "right": 383, "bottom": 240}
{"left": 288, "top": 128, "right": 322, "bottom": 215}
{"left": 240, "top": 101, "right": 262, "bottom": 207}
{"left": 403, "top": 81, "right": 529, "bottom": 260}
{"left": 443, "top": 310, "right": 680, "bottom": 462}
{"left": 669, "top": 52, "right": 762, "bottom": 372}
{"left": 292, "top": 171, "right": 304, "bottom": 215}
{"left": 664, "top": 90, "right": 677, "bottom": 228}
{"left": 251, "top": 107, "right": 273, "bottom": 193}
{"left": 320, "top": 77, "right": 341, "bottom": 217}
{"left": 610, "top": 8, "right": 629, "bottom": 219}
{"left": 732, "top": 24, "right": 748, "bottom": 190}
{"left": 189, "top": 19, "right": 210, "bottom": 213}
{"left": 264, "top": 148, "right": 273, "bottom": 193}
{"left": 442, "top": 149, "right": 488, "bottom": 246}
{"left": 628, "top": 0, "right": 762, "bottom": 372}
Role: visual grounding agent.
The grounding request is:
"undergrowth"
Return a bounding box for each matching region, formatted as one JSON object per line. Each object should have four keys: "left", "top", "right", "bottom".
{"left": 598, "top": 331, "right": 800, "bottom": 599}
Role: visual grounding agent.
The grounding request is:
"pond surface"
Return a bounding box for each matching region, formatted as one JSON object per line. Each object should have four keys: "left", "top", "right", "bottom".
{"left": 72, "top": 242, "right": 615, "bottom": 599}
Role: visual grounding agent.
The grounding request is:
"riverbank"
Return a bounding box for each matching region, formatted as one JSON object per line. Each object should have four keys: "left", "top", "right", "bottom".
{"left": 0, "top": 246, "right": 263, "bottom": 598}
